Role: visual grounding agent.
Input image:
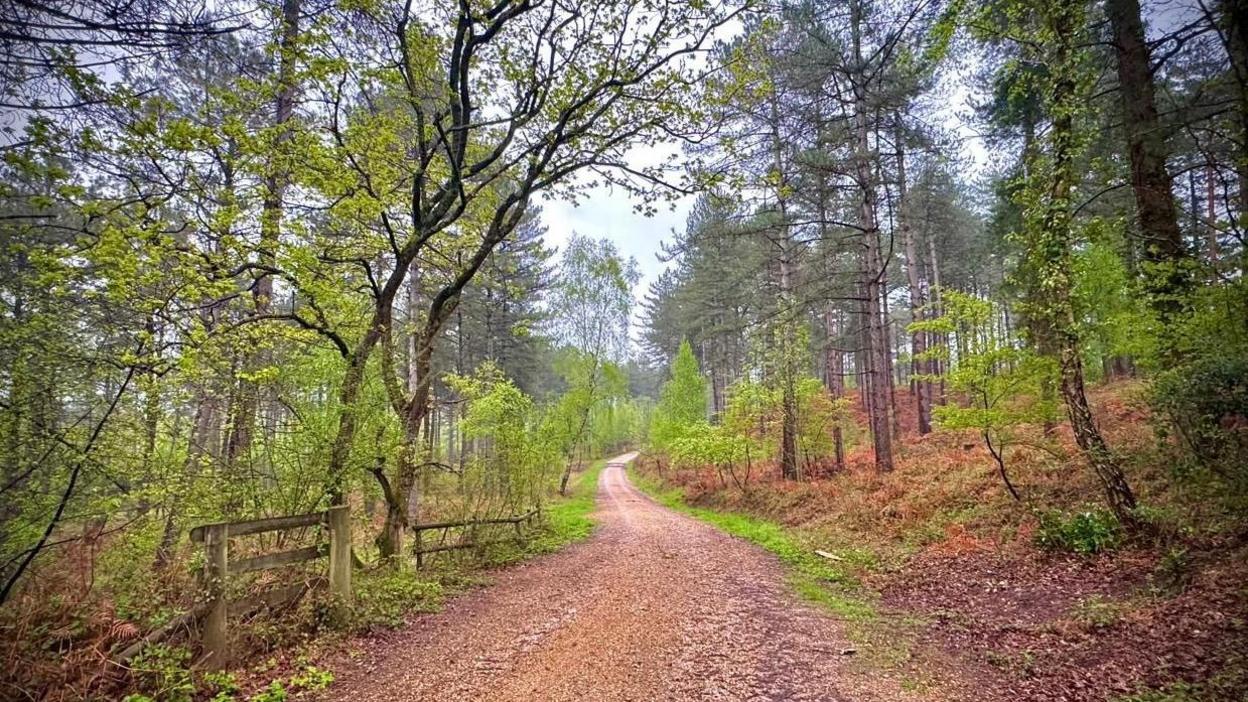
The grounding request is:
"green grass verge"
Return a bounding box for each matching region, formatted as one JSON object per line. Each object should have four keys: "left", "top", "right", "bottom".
{"left": 626, "top": 467, "right": 932, "bottom": 674}
{"left": 626, "top": 467, "right": 874, "bottom": 621}
{"left": 528, "top": 458, "right": 608, "bottom": 552}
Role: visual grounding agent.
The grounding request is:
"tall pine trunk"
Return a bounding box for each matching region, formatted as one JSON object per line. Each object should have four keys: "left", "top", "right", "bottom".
{"left": 769, "top": 92, "right": 800, "bottom": 481}
{"left": 1106, "top": 0, "right": 1190, "bottom": 325}
{"left": 895, "top": 119, "right": 932, "bottom": 434}
{"left": 852, "top": 0, "right": 894, "bottom": 471}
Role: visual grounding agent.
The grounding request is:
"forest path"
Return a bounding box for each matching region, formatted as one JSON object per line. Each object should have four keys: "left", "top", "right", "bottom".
{"left": 320, "top": 452, "right": 894, "bottom": 701}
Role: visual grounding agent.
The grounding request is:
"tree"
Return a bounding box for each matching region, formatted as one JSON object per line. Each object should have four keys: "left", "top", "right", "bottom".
{"left": 914, "top": 290, "right": 1060, "bottom": 501}
{"left": 285, "top": 0, "right": 743, "bottom": 557}
{"left": 649, "top": 340, "right": 708, "bottom": 453}
{"left": 547, "top": 235, "right": 639, "bottom": 494}
{"left": 1012, "top": 0, "right": 1141, "bottom": 526}
{"left": 1105, "top": 0, "right": 1193, "bottom": 329}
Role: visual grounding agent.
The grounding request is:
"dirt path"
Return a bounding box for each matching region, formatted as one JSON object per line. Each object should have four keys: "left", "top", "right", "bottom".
{"left": 321, "top": 453, "right": 900, "bottom": 701}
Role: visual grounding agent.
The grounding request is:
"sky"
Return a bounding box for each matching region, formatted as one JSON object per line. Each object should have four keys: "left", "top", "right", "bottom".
{"left": 537, "top": 0, "right": 1211, "bottom": 348}
{"left": 540, "top": 136, "right": 699, "bottom": 347}
{"left": 543, "top": 187, "right": 692, "bottom": 316}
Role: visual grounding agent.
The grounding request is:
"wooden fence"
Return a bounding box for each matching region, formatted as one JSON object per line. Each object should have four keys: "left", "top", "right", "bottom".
{"left": 411, "top": 508, "right": 539, "bottom": 567}
{"left": 184, "top": 505, "right": 539, "bottom": 667}
{"left": 189, "top": 506, "right": 351, "bottom": 668}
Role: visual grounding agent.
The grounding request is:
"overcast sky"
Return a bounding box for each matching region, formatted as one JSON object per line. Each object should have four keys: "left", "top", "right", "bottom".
{"left": 542, "top": 186, "right": 692, "bottom": 332}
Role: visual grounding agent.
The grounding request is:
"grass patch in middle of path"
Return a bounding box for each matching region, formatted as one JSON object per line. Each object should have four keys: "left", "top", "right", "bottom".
{"left": 627, "top": 468, "right": 874, "bottom": 621}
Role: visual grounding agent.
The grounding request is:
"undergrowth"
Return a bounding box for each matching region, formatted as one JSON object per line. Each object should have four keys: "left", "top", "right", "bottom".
{"left": 106, "top": 458, "right": 611, "bottom": 702}
{"left": 527, "top": 458, "right": 607, "bottom": 553}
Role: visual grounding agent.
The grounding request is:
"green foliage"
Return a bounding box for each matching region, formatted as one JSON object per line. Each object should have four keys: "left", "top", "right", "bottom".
{"left": 1072, "top": 237, "right": 1157, "bottom": 375}
{"left": 352, "top": 569, "right": 444, "bottom": 630}
{"left": 1152, "top": 354, "right": 1248, "bottom": 477}
{"left": 1149, "top": 281, "right": 1248, "bottom": 489}
{"left": 668, "top": 422, "right": 748, "bottom": 470}
{"left": 204, "top": 671, "right": 241, "bottom": 702}
{"left": 534, "top": 459, "right": 608, "bottom": 548}
{"left": 248, "top": 681, "right": 287, "bottom": 702}
{"left": 1035, "top": 508, "right": 1121, "bottom": 554}
{"left": 447, "top": 363, "right": 561, "bottom": 513}
{"left": 288, "top": 664, "right": 334, "bottom": 692}
{"left": 648, "top": 340, "right": 708, "bottom": 453}
{"left": 543, "top": 350, "right": 635, "bottom": 461}
{"left": 127, "top": 645, "right": 195, "bottom": 702}
{"left": 914, "top": 289, "right": 1059, "bottom": 488}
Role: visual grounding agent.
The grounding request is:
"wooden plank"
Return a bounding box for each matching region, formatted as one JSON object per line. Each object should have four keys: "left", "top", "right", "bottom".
{"left": 412, "top": 542, "right": 476, "bottom": 556}
{"left": 412, "top": 538, "right": 519, "bottom": 558}
{"left": 191, "top": 512, "right": 325, "bottom": 543}
{"left": 229, "top": 545, "right": 326, "bottom": 574}
{"left": 410, "top": 510, "right": 540, "bottom": 533}
{"left": 230, "top": 579, "right": 320, "bottom": 617}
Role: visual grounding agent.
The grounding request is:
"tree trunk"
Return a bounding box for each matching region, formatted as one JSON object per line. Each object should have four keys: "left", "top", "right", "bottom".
{"left": 895, "top": 119, "right": 932, "bottom": 434}
{"left": 925, "top": 229, "right": 947, "bottom": 406}
{"left": 1035, "top": 0, "right": 1140, "bottom": 526}
{"left": 823, "top": 307, "right": 846, "bottom": 470}
{"left": 1106, "top": 0, "right": 1190, "bottom": 325}
{"left": 768, "top": 91, "right": 800, "bottom": 481}
{"left": 1223, "top": 0, "right": 1248, "bottom": 226}
{"left": 1058, "top": 347, "right": 1139, "bottom": 523}
{"left": 852, "top": 0, "right": 894, "bottom": 472}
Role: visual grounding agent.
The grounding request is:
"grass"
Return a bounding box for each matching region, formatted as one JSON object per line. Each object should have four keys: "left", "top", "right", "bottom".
{"left": 532, "top": 458, "right": 607, "bottom": 550}
{"left": 350, "top": 458, "right": 609, "bottom": 632}
{"left": 627, "top": 467, "right": 930, "bottom": 672}
{"left": 628, "top": 468, "right": 866, "bottom": 608}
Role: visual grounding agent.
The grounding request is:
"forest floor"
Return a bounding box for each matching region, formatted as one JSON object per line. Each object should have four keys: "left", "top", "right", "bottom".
{"left": 313, "top": 452, "right": 915, "bottom": 702}
{"left": 624, "top": 381, "right": 1248, "bottom": 702}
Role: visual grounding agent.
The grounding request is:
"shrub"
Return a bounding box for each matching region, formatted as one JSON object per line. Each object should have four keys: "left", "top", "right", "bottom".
{"left": 1035, "top": 508, "right": 1121, "bottom": 554}
{"left": 1151, "top": 354, "right": 1248, "bottom": 486}
{"left": 249, "top": 681, "right": 287, "bottom": 702}
{"left": 288, "top": 663, "right": 334, "bottom": 693}
{"left": 351, "top": 568, "right": 443, "bottom": 630}
{"left": 126, "top": 644, "right": 195, "bottom": 702}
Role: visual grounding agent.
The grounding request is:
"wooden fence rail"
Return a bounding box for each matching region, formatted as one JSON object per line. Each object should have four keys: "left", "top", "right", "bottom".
{"left": 189, "top": 505, "right": 351, "bottom": 669}
{"left": 411, "top": 508, "right": 539, "bottom": 567}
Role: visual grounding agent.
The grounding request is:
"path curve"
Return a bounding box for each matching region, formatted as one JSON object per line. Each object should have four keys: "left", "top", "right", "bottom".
{"left": 320, "top": 453, "right": 893, "bottom": 701}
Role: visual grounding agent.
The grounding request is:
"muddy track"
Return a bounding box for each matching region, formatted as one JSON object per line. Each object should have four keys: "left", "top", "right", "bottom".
{"left": 320, "top": 453, "right": 901, "bottom": 701}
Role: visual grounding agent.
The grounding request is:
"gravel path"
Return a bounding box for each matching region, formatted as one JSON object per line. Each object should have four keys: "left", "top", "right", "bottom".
{"left": 321, "top": 452, "right": 900, "bottom": 701}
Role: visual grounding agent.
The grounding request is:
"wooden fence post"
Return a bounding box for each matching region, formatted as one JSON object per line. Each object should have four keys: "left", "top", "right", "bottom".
{"left": 414, "top": 527, "right": 424, "bottom": 569}
{"left": 201, "top": 523, "right": 229, "bottom": 669}
{"left": 327, "top": 506, "right": 352, "bottom": 609}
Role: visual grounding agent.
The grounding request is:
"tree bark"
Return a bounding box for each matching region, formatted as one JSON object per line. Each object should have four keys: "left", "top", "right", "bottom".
{"left": 1223, "top": 0, "right": 1248, "bottom": 224}
{"left": 895, "top": 119, "right": 932, "bottom": 434}
{"left": 823, "top": 307, "right": 846, "bottom": 470}
{"left": 852, "top": 0, "right": 894, "bottom": 472}
{"left": 1106, "top": 0, "right": 1190, "bottom": 322}
{"left": 769, "top": 90, "right": 800, "bottom": 481}
{"left": 1039, "top": 0, "right": 1140, "bottom": 526}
